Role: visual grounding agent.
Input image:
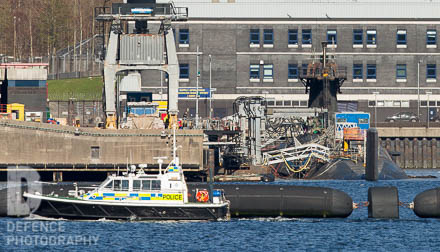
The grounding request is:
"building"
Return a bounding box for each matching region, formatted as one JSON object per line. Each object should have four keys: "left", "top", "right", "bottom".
{"left": 142, "top": 0, "right": 440, "bottom": 122}
{"left": 0, "top": 63, "right": 48, "bottom": 121}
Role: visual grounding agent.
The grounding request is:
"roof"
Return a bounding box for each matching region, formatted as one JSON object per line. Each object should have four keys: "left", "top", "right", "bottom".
{"left": 0, "top": 63, "right": 49, "bottom": 68}
{"left": 159, "top": 0, "right": 440, "bottom": 19}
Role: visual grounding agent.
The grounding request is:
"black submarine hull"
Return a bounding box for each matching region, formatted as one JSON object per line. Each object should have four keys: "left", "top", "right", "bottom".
{"left": 413, "top": 187, "right": 440, "bottom": 218}
{"left": 189, "top": 184, "right": 353, "bottom": 218}
{"left": 1, "top": 183, "right": 353, "bottom": 219}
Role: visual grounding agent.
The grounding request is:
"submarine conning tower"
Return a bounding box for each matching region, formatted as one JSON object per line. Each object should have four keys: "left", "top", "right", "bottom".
{"left": 300, "top": 42, "right": 347, "bottom": 122}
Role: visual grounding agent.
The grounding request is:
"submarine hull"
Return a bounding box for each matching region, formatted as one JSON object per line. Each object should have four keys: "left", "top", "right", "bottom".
{"left": 189, "top": 184, "right": 353, "bottom": 218}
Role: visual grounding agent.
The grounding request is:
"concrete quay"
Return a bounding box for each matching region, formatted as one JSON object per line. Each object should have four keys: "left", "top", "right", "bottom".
{"left": 377, "top": 126, "right": 440, "bottom": 169}
{"left": 0, "top": 120, "right": 204, "bottom": 179}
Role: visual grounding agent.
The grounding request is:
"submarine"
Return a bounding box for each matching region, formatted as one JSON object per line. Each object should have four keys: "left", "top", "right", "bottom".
{"left": 189, "top": 184, "right": 353, "bottom": 218}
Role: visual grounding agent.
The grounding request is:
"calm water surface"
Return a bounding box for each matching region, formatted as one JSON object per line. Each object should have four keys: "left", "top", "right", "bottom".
{"left": 1, "top": 169, "right": 440, "bottom": 252}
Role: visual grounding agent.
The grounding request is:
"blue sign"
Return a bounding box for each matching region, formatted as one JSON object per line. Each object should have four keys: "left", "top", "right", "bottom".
{"left": 335, "top": 112, "right": 370, "bottom": 139}
{"left": 178, "top": 88, "right": 211, "bottom": 98}
{"left": 335, "top": 112, "right": 370, "bottom": 130}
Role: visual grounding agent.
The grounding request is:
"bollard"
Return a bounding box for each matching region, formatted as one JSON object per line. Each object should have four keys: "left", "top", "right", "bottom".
{"left": 366, "top": 128, "right": 379, "bottom": 181}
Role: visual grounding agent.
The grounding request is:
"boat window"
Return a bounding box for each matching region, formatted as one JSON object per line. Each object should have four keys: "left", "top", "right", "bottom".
{"left": 122, "top": 180, "right": 129, "bottom": 191}
{"left": 104, "top": 180, "right": 113, "bottom": 189}
{"left": 151, "top": 180, "right": 161, "bottom": 190}
{"left": 114, "top": 180, "right": 121, "bottom": 191}
{"left": 133, "top": 180, "right": 141, "bottom": 191}
{"left": 142, "top": 180, "right": 151, "bottom": 190}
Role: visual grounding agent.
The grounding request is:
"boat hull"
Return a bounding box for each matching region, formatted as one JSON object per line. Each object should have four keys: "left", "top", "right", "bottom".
{"left": 25, "top": 194, "right": 229, "bottom": 221}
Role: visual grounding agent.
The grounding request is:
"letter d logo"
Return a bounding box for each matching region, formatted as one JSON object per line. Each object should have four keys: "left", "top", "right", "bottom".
{"left": 7, "top": 166, "right": 42, "bottom": 216}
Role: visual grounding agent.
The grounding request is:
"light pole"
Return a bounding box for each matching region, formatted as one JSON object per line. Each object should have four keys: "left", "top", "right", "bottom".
{"left": 262, "top": 91, "right": 269, "bottom": 101}
{"left": 209, "top": 54, "right": 212, "bottom": 120}
{"left": 373, "top": 91, "right": 379, "bottom": 128}
{"left": 13, "top": 16, "right": 16, "bottom": 61}
{"left": 417, "top": 60, "right": 422, "bottom": 119}
{"left": 195, "top": 45, "right": 200, "bottom": 128}
{"left": 427, "top": 91, "right": 432, "bottom": 128}
{"left": 160, "top": 70, "right": 163, "bottom": 102}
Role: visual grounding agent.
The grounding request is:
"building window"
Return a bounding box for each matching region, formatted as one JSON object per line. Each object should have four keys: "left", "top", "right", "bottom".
{"left": 250, "top": 64, "right": 260, "bottom": 79}
{"left": 396, "top": 64, "right": 407, "bottom": 79}
{"left": 353, "top": 29, "right": 363, "bottom": 45}
{"left": 288, "top": 64, "right": 298, "bottom": 79}
{"left": 302, "top": 29, "right": 312, "bottom": 45}
{"left": 302, "top": 64, "right": 308, "bottom": 76}
{"left": 179, "top": 29, "right": 189, "bottom": 44}
{"left": 263, "top": 64, "right": 273, "bottom": 79}
{"left": 397, "top": 29, "right": 407, "bottom": 45}
{"left": 353, "top": 64, "right": 363, "bottom": 79}
{"left": 263, "top": 29, "right": 273, "bottom": 45}
{"left": 250, "top": 29, "right": 260, "bottom": 45}
{"left": 427, "top": 30, "right": 437, "bottom": 45}
{"left": 179, "top": 64, "right": 189, "bottom": 79}
{"left": 367, "top": 64, "right": 376, "bottom": 79}
{"left": 427, "top": 64, "right": 436, "bottom": 79}
{"left": 288, "top": 29, "right": 298, "bottom": 45}
{"left": 366, "top": 30, "right": 377, "bottom": 45}
{"left": 327, "top": 30, "right": 337, "bottom": 44}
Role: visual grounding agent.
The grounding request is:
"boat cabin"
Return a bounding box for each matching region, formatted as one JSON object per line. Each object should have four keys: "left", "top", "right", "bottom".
{"left": 81, "top": 163, "right": 189, "bottom": 204}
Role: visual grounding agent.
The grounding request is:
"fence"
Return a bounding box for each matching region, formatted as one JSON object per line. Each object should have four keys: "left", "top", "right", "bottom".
{"left": 48, "top": 100, "right": 104, "bottom": 127}
{"left": 46, "top": 54, "right": 103, "bottom": 80}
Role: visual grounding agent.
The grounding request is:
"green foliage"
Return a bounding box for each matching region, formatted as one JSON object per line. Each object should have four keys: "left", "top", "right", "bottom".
{"left": 48, "top": 77, "right": 103, "bottom": 101}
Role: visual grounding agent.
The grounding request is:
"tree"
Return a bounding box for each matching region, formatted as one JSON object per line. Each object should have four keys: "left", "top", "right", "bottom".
{"left": 0, "top": 0, "right": 123, "bottom": 61}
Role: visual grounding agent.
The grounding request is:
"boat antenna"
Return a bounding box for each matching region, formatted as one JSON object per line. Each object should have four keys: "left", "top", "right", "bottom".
{"left": 173, "top": 123, "right": 178, "bottom": 166}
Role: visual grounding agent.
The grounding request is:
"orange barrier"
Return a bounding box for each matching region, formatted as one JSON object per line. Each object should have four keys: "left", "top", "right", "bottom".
{"left": 343, "top": 127, "right": 365, "bottom": 141}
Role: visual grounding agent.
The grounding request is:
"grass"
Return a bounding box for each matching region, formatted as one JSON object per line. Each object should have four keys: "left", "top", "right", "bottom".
{"left": 48, "top": 77, "right": 103, "bottom": 101}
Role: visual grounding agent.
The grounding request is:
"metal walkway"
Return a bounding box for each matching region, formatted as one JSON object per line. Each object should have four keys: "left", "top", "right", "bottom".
{"left": 263, "top": 143, "right": 330, "bottom": 165}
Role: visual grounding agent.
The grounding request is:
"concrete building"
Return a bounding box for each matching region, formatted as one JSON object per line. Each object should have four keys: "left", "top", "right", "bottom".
{"left": 143, "top": 0, "right": 440, "bottom": 122}
{"left": 0, "top": 63, "right": 48, "bottom": 120}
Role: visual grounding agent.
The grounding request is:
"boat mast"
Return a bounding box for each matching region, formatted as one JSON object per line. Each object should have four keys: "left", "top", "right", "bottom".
{"left": 173, "top": 124, "right": 178, "bottom": 166}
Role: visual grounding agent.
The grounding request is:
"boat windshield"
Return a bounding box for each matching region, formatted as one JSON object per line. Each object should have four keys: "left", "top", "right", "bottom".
{"left": 100, "top": 178, "right": 112, "bottom": 189}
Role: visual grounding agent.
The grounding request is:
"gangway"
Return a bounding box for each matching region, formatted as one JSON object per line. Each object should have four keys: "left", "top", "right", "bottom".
{"left": 263, "top": 143, "right": 330, "bottom": 165}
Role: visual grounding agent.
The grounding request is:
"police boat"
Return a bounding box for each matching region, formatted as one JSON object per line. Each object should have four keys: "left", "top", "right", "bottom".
{"left": 24, "top": 128, "right": 230, "bottom": 221}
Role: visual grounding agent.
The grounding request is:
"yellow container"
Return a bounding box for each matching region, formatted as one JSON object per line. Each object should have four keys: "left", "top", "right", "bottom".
{"left": 7, "top": 103, "right": 24, "bottom": 121}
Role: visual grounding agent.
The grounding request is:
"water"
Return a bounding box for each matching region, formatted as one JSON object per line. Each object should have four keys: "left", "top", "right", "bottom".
{"left": 1, "top": 170, "right": 440, "bottom": 252}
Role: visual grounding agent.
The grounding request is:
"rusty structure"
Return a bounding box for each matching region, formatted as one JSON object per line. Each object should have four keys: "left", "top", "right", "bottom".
{"left": 300, "top": 42, "right": 347, "bottom": 120}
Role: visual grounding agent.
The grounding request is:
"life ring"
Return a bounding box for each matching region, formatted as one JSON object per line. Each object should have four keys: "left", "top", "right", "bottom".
{"left": 196, "top": 190, "right": 209, "bottom": 203}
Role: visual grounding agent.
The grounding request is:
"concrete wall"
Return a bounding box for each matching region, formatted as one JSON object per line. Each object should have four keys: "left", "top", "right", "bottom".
{"left": 0, "top": 120, "right": 204, "bottom": 170}
{"left": 7, "top": 87, "right": 47, "bottom": 113}
{"left": 380, "top": 137, "right": 440, "bottom": 169}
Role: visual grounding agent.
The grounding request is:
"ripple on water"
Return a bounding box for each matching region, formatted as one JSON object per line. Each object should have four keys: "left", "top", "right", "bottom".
{"left": 1, "top": 171, "right": 440, "bottom": 251}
